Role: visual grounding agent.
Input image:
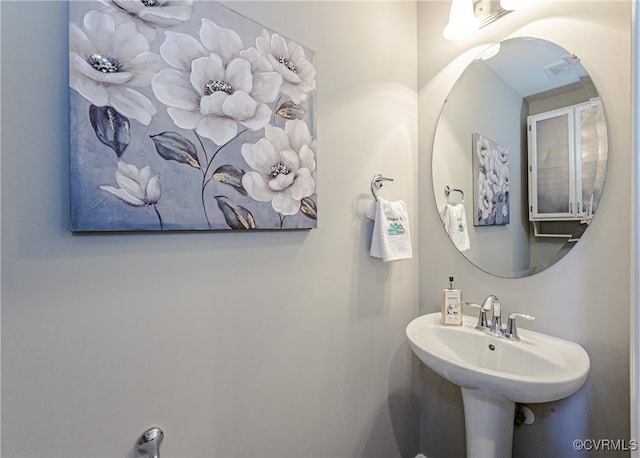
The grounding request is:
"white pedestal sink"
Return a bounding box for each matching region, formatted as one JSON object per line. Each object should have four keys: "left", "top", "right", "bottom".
{"left": 406, "top": 312, "right": 590, "bottom": 458}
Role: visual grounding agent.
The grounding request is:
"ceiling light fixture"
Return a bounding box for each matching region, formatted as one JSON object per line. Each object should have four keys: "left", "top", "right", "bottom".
{"left": 443, "top": 0, "right": 480, "bottom": 40}
{"left": 443, "top": 0, "right": 532, "bottom": 41}
{"left": 500, "top": 0, "right": 529, "bottom": 11}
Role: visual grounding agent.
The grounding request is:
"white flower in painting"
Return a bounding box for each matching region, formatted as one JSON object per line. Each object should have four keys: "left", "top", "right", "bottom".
{"left": 497, "top": 143, "right": 508, "bottom": 163}
{"left": 100, "top": 160, "right": 161, "bottom": 206}
{"left": 499, "top": 161, "right": 510, "bottom": 191}
{"left": 477, "top": 173, "right": 494, "bottom": 220}
{"left": 241, "top": 120, "right": 316, "bottom": 216}
{"left": 490, "top": 147, "right": 510, "bottom": 189}
{"left": 98, "top": 0, "right": 194, "bottom": 41}
{"left": 486, "top": 150, "right": 502, "bottom": 187}
{"left": 99, "top": 0, "right": 193, "bottom": 27}
{"left": 69, "top": 10, "right": 164, "bottom": 125}
{"left": 255, "top": 30, "right": 316, "bottom": 104}
{"left": 476, "top": 136, "right": 490, "bottom": 160}
{"left": 151, "top": 19, "right": 283, "bottom": 145}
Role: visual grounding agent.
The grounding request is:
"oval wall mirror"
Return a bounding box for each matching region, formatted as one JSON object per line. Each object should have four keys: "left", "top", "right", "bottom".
{"left": 432, "top": 37, "right": 608, "bottom": 278}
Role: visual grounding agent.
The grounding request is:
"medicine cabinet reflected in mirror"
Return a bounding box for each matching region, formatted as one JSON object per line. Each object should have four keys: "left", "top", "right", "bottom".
{"left": 432, "top": 37, "right": 608, "bottom": 278}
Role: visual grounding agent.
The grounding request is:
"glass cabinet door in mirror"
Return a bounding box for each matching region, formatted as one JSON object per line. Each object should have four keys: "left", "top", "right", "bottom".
{"left": 432, "top": 37, "right": 608, "bottom": 278}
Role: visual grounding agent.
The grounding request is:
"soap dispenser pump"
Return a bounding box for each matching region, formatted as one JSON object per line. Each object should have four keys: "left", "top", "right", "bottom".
{"left": 441, "top": 276, "right": 463, "bottom": 326}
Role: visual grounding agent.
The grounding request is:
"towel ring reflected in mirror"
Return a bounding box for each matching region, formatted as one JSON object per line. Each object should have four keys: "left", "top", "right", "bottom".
{"left": 444, "top": 185, "right": 465, "bottom": 204}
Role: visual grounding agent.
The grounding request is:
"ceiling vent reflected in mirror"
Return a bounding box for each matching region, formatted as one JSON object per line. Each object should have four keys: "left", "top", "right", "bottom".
{"left": 543, "top": 55, "right": 583, "bottom": 80}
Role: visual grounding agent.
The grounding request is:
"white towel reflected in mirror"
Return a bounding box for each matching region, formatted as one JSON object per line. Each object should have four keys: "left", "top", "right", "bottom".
{"left": 440, "top": 203, "right": 471, "bottom": 252}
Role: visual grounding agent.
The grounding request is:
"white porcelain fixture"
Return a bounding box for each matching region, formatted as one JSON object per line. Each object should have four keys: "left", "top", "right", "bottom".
{"left": 406, "top": 312, "right": 590, "bottom": 458}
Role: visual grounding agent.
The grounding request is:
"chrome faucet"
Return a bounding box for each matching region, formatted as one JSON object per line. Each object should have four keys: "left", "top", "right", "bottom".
{"left": 466, "top": 295, "right": 534, "bottom": 341}
{"left": 482, "top": 295, "right": 502, "bottom": 334}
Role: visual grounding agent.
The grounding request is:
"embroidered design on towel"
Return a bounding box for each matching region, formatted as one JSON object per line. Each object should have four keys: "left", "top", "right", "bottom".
{"left": 388, "top": 223, "right": 405, "bottom": 235}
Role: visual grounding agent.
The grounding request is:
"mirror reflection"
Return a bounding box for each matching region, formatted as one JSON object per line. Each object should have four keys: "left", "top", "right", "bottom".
{"left": 433, "top": 37, "right": 608, "bottom": 278}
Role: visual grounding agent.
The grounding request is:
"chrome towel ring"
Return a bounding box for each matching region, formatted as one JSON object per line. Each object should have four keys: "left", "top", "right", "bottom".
{"left": 371, "top": 173, "right": 394, "bottom": 201}
{"left": 444, "top": 185, "right": 465, "bottom": 204}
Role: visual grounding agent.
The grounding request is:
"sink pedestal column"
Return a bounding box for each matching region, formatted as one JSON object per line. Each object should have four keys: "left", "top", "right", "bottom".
{"left": 461, "top": 388, "right": 515, "bottom": 458}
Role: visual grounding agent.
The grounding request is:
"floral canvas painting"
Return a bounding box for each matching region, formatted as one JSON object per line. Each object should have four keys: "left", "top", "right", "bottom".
{"left": 70, "top": 0, "right": 317, "bottom": 231}
{"left": 472, "top": 134, "right": 509, "bottom": 226}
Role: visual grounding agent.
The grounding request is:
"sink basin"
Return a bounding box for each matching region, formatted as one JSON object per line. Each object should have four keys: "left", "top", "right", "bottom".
{"left": 407, "top": 312, "right": 590, "bottom": 458}
{"left": 406, "top": 312, "right": 590, "bottom": 403}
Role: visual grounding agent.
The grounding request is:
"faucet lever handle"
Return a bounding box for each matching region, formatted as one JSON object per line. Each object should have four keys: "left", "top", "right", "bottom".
{"left": 505, "top": 313, "right": 535, "bottom": 340}
{"left": 508, "top": 312, "right": 535, "bottom": 321}
{"left": 465, "top": 302, "right": 488, "bottom": 329}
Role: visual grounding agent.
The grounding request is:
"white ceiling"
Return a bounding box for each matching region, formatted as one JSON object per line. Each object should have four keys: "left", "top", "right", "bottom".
{"left": 483, "top": 37, "right": 589, "bottom": 97}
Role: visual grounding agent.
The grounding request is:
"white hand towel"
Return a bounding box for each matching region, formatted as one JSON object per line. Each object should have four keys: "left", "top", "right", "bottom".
{"left": 440, "top": 203, "right": 470, "bottom": 252}
{"left": 366, "top": 201, "right": 383, "bottom": 258}
{"left": 367, "top": 197, "right": 413, "bottom": 262}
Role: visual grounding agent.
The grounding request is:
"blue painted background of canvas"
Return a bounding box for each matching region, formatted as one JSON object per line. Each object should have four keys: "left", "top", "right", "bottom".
{"left": 70, "top": 1, "right": 317, "bottom": 231}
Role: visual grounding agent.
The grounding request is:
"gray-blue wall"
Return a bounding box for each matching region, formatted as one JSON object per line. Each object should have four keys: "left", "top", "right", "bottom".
{"left": 418, "top": 1, "right": 631, "bottom": 457}
{"left": 1, "top": 2, "right": 420, "bottom": 456}
{"left": 2, "top": 1, "right": 632, "bottom": 457}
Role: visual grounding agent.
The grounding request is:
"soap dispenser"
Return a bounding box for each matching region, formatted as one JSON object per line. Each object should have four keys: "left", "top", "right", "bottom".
{"left": 441, "top": 276, "right": 462, "bottom": 326}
